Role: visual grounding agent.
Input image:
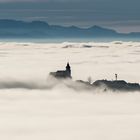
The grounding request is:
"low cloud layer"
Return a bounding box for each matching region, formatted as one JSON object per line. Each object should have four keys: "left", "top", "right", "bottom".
{"left": 0, "top": 81, "right": 140, "bottom": 140}
{"left": 0, "top": 40, "right": 139, "bottom": 140}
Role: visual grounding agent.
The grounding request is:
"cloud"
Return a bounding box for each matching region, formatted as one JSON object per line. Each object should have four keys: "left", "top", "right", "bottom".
{"left": 0, "top": 0, "right": 47, "bottom": 2}
{"left": 0, "top": 78, "right": 95, "bottom": 91}
{"left": 0, "top": 0, "right": 139, "bottom": 32}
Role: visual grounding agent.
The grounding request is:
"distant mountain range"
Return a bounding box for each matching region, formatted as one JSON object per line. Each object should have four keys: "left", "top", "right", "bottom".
{"left": 0, "top": 19, "right": 140, "bottom": 39}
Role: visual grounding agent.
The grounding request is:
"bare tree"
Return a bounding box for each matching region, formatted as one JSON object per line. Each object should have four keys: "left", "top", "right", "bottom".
{"left": 87, "top": 76, "right": 92, "bottom": 84}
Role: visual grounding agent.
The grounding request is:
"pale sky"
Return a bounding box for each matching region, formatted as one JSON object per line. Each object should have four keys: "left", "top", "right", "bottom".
{"left": 0, "top": 0, "right": 139, "bottom": 33}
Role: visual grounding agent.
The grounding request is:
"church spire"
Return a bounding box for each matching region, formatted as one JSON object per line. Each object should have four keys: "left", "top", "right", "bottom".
{"left": 66, "top": 62, "right": 71, "bottom": 78}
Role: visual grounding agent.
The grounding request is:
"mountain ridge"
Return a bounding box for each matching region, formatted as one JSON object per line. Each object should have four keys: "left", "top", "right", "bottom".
{"left": 0, "top": 19, "right": 139, "bottom": 39}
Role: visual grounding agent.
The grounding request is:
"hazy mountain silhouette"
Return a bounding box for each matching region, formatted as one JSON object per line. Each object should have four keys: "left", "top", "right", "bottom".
{"left": 0, "top": 19, "right": 140, "bottom": 39}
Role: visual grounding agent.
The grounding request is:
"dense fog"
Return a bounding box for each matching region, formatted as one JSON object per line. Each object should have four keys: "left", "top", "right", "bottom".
{"left": 0, "top": 41, "right": 140, "bottom": 140}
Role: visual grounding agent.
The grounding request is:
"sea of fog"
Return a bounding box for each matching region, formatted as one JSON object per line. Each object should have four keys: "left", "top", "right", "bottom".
{"left": 0, "top": 41, "right": 140, "bottom": 140}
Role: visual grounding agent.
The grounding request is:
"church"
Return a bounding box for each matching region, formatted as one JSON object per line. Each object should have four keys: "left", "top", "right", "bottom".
{"left": 50, "top": 63, "right": 72, "bottom": 79}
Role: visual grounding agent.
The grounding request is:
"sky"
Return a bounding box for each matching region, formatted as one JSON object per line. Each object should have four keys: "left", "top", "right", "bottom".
{"left": 0, "top": 0, "right": 139, "bottom": 33}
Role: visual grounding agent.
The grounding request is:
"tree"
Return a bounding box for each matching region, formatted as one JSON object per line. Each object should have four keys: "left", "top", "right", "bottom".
{"left": 87, "top": 76, "right": 92, "bottom": 84}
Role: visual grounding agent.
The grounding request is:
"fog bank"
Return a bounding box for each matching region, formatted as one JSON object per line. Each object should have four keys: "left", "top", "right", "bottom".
{"left": 0, "top": 41, "right": 140, "bottom": 140}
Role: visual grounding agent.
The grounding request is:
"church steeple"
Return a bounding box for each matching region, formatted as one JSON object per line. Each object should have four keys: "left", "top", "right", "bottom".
{"left": 66, "top": 62, "right": 71, "bottom": 78}
{"left": 66, "top": 62, "right": 70, "bottom": 70}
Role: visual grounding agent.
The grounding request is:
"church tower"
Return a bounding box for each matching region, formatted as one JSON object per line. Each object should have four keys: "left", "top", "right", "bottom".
{"left": 66, "top": 62, "right": 71, "bottom": 78}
